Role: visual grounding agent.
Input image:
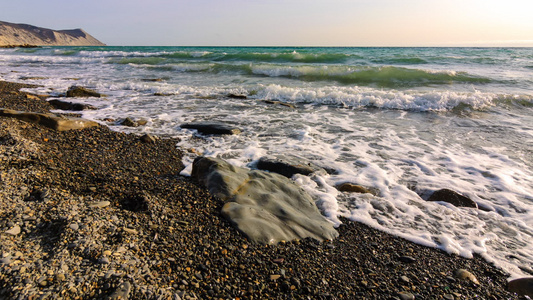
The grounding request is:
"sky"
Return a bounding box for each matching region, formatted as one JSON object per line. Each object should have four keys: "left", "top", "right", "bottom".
{"left": 2, "top": 0, "right": 532, "bottom": 46}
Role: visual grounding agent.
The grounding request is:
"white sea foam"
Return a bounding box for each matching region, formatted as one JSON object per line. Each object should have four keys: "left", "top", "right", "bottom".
{"left": 254, "top": 84, "right": 499, "bottom": 111}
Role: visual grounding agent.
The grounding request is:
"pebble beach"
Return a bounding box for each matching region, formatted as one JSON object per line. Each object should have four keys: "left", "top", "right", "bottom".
{"left": 0, "top": 80, "right": 525, "bottom": 299}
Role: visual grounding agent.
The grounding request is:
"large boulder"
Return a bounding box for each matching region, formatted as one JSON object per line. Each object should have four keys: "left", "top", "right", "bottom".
{"left": 192, "top": 157, "right": 338, "bottom": 244}
{"left": 66, "top": 86, "right": 105, "bottom": 98}
{"left": 427, "top": 189, "right": 478, "bottom": 208}
{"left": 0, "top": 109, "right": 99, "bottom": 131}
{"left": 181, "top": 122, "right": 241, "bottom": 135}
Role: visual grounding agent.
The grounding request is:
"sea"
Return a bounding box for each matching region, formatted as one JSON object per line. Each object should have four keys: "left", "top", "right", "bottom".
{"left": 1, "top": 46, "right": 532, "bottom": 279}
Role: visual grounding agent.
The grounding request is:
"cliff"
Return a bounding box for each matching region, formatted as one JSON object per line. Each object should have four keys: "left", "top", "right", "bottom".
{"left": 0, "top": 21, "right": 105, "bottom": 46}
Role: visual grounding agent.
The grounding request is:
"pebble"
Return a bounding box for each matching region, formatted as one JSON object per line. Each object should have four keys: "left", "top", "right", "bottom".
{"left": 454, "top": 269, "right": 479, "bottom": 284}
{"left": 398, "top": 256, "right": 416, "bottom": 263}
{"left": 443, "top": 294, "right": 454, "bottom": 300}
{"left": 69, "top": 223, "right": 79, "bottom": 231}
{"left": 0, "top": 256, "right": 12, "bottom": 264}
{"left": 273, "top": 258, "right": 284, "bottom": 264}
{"left": 100, "top": 257, "right": 111, "bottom": 264}
{"left": 88, "top": 201, "right": 111, "bottom": 208}
{"left": 270, "top": 275, "right": 281, "bottom": 281}
{"left": 5, "top": 225, "right": 21, "bottom": 235}
{"left": 123, "top": 227, "right": 138, "bottom": 234}
{"left": 398, "top": 291, "right": 415, "bottom": 300}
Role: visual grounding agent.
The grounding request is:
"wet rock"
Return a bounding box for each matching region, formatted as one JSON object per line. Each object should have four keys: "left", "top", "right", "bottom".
{"left": 256, "top": 156, "right": 318, "bottom": 178}
{"left": 427, "top": 189, "right": 478, "bottom": 209}
{"left": 118, "top": 117, "right": 147, "bottom": 127}
{"left": 262, "top": 100, "right": 296, "bottom": 109}
{"left": 227, "top": 93, "right": 247, "bottom": 99}
{"left": 336, "top": 183, "right": 378, "bottom": 196}
{"left": 48, "top": 99, "right": 97, "bottom": 111}
{"left": 192, "top": 156, "right": 338, "bottom": 244}
{"left": 508, "top": 277, "right": 533, "bottom": 298}
{"left": 454, "top": 269, "right": 479, "bottom": 284}
{"left": 140, "top": 134, "right": 157, "bottom": 143}
{"left": 0, "top": 109, "right": 99, "bottom": 131}
{"left": 66, "top": 86, "right": 105, "bottom": 98}
{"left": 181, "top": 122, "right": 241, "bottom": 135}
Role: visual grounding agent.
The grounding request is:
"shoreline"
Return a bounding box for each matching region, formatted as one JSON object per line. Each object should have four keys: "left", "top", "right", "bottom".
{"left": 0, "top": 80, "right": 522, "bottom": 299}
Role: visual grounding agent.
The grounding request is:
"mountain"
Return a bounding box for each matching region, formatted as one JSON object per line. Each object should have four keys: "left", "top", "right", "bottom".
{"left": 0, "top": 21, "right": 105, "bottom": 46}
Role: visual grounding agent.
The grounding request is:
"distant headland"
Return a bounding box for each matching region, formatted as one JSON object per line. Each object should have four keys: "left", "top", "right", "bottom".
{"left": 0, "top": 20, "right": 105, "bottom": 47}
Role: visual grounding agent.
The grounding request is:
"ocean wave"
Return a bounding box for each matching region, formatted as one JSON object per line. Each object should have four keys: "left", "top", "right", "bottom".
{"left": 254, "top": 84, "right": 502, "bottom": 111}
{"left": 115, "top": 57, "right": 167, "bottom": 65}
{"left": 249, "top": 65, "right": 492, "bottom": 87}
{"left": 212, "top": 51, "right": 350, "bottom": 63}
{"left": 151, "top": 50, "right": 352, "bottom": 63}
{"left": 126, "top": 61, "right": 492, "bottom": 87}
{"left": 371, "top": 57, "right": 428, "bottom": 64}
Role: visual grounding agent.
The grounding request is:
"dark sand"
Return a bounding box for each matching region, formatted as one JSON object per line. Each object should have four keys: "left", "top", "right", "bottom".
{"left": 0, "top": 81, "right": 521, "bottom": 299}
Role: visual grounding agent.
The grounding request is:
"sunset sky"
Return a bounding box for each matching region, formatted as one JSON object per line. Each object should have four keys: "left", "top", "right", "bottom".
{"left": 2, "top": 0, "right": 532, "bottom": 46}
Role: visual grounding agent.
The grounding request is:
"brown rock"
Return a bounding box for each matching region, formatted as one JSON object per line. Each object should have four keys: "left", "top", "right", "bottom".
{"left": 140, "top": 134, "right": 157, "bottom": 144}
{"left": 454, "top": 269, "right": 479, "bottom": 284}
{"left": 336, "top": 183, "right": 377, "bottom": 195}
{"left": 66, "top": 86, "right": 105, "bottom": 98}
{"left": 262, "top": 100, "right": 296, "bottom": 109}
{"left": 427, "top": 189, "right": 478, "bottom": 208}
{"left": 508, "top": 278, "right": 533, "bottom": 298}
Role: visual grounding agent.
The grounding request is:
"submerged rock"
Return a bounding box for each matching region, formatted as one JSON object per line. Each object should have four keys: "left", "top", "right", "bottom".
{"left": 262, "top": 100, "right": 296, "bottom": 109}
{"left": 181, "top": 122, "right": 241, "bottom": 135}
{"left": 336, "top": 183, "right": 379, "bottom": 196}
{"left": 427, "top": 189, "right": 478, "bottom": 209}
{"left": 66, "top": 86, "right": 105, "bottom": 98}
{"left": 0, "top": 109, "right": 99, "bottom": 131}
{"left": 192, "top": 156, "right": 338, "bottom": 244}
{"left": 227, "top": 93, "right": 247, "bottom": 99}
{"left": 118, "top": 117, "right": 147, "bottom": 127}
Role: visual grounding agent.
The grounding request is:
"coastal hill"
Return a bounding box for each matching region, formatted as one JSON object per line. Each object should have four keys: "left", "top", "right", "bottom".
{"left": 0, "top": 20, "right": 105, "bottom": 46}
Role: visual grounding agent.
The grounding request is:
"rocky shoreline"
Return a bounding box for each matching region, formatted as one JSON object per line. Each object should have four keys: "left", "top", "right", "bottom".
{"left": 0, "top": 80, "right": 527, "bottom": 299}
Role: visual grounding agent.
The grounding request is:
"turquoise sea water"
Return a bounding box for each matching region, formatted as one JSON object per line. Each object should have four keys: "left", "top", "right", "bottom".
{"left": 1, "top": 46, "right": 532, "bottom": 279}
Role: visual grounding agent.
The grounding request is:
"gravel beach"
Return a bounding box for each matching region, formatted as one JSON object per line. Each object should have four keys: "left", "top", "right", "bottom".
{"left": 0, "top": 80, "right": 523, "bottom": 299}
